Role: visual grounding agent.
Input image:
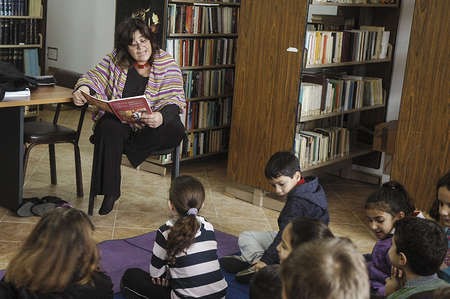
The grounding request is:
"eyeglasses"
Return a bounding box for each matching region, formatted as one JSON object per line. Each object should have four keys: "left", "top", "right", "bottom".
{"left": 129, "top": 38, "right": 150, "bottom": 48}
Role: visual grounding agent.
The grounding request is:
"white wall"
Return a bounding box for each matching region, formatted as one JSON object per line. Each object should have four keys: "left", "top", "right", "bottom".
{"left": 46, "top": 0, "right": 115, "bottom": 73}
{"left": 386, "top": 0, "right": 415, "bottom": 121}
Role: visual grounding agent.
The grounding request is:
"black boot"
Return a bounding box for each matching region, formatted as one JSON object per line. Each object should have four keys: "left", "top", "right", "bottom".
{"left": 99, "top": 195, "right": 119, "bottom": 215}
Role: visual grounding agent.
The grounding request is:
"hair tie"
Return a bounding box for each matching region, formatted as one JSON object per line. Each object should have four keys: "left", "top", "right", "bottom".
{"left": 186, "top": 208, "right": 198, "bottom": 216}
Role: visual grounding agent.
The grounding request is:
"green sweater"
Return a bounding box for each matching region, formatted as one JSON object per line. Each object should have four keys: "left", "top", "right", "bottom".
{"left": 387, "top": 274, "right": 449, "bottom": 299}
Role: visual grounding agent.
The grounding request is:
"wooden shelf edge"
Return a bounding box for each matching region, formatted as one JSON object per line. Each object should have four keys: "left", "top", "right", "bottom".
{"left": 180, "top": 64, "right": 235, "bottom": 70}
{"left": 299, "top": 104, "right": 385, "bottom": 122}
{"left": 301, "top": 146, "right": 373, "bottom": 171}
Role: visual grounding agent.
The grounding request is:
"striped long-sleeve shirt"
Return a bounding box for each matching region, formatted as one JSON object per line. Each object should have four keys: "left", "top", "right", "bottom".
{"left": 150, "top": 216, "right": 227, "bottom": 299}
{"left": 74, "top": 49, "right": 186, "bottom": 114}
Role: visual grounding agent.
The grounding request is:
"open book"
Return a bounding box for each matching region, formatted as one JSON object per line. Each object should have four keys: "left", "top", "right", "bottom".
{"left": 81, "top": 90, "right": 152, "bottom": 124}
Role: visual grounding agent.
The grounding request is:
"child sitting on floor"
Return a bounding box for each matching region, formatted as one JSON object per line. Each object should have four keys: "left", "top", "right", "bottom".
{"left": 429, "top": 170, "right": 450, "bottom": 282}
{"left": 121, "top": 175, "right": 227, "bottom": 299}
{"left": 0, "top": 208, "right": 113, "bottom": 298}
{"left": 280, "top": 237, "right": 370, "bottom": 299}
{"left": 276, "top": 217, "right": 334, "bottom": 263}
{"left": 386, "top": 217, "right": 449, "bottom": 298}
{"left": 364, "top": 180, "right": 418, "bottom": 296}
{"left": 221, "top": 151, "right": 329, "bottom": 282}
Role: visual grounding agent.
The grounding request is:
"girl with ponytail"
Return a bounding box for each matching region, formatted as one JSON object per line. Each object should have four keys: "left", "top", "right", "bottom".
{"left": 121, "top": 175, "right": 227, "bottom": 298}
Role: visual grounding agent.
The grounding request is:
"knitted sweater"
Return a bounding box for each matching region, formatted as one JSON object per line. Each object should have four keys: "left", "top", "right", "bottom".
{"left": 74, "top": 49, "right": 185, "bottom": 114}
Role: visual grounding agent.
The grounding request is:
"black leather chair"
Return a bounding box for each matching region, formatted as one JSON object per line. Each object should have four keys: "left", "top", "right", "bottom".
{"left": 87, "top": 143, "right": 182, "bottom": 215}
{"left": 23, "top": 69, "right": 86, "bottom": 197}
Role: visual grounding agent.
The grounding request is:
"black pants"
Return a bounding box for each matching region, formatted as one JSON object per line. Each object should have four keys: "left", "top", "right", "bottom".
{"left": 91, "top": 113, "right": 185, "bottom": 197}
{"left": 121, "top": 268, "right": 170, "bottom": 299}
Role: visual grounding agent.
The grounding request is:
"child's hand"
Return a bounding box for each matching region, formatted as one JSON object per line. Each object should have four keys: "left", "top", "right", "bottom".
{"left": 254, "top": 261, "right": 267, "bottom": 271}
{"left": 385, "top": 266, "right": 405, "bottom": 295}
{"left": 151, "top": 277, "right": 169, "bottom": 287}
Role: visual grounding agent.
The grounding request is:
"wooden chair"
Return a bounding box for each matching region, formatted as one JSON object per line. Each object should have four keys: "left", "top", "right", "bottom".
{"left": 87, "top": 143, "right": 182, "bottom": 215}
{"left": 23, "top": 69, "right": 86, "bottom": 197}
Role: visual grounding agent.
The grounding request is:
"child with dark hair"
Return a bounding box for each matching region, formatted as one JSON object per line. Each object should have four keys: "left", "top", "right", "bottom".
{"left": 121, "top": 175, "right": 227, "bottom": 298}
{"left": 221, "top": 151, "right": 329, "bottom": 282}
{"left": 364, "top": 180, "right": 419, "bottom": 296}
{"left": 249, "top": 264, "right": 282, "bottom": 299}
{"left": 277, "top": 217, "right": 334, "bottom": 262}
{"left": 386, "top": 217, "right": 449, "bottom": 298}
{"left": 429, "top": 171, "right": 450, "bottom": 282}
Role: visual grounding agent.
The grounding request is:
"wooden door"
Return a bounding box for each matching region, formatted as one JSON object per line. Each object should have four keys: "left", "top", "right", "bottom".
{"left": 227, "top": 0, "right": 308, "bottom": 190}
{"left": 391, "top": 0, "right": 450, "bottom": 211}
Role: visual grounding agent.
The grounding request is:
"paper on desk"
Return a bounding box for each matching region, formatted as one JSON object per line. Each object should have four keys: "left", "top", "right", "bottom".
{"left": 3, "top": 88, "right": 31, "bottom": 101}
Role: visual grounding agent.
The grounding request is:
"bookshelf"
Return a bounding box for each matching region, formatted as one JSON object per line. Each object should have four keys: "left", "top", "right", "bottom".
{"left": 163, "top": 0, "right": 239, "bottom": 162}
{"left": 0, "top": 0, "right": 46, "bottom": 118}
{"left": 227, "top": 0, "right": 399, "bottom": 193}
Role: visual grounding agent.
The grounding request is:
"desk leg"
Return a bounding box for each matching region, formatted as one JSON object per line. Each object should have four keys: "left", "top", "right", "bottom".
{"left": 0, "top": 107, "right": 24, "bottom": 211}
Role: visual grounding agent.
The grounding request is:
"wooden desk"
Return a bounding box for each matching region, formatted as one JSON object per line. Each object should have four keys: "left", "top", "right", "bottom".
{"left": 0, "top": 86, "right": 73, "bottom": 211}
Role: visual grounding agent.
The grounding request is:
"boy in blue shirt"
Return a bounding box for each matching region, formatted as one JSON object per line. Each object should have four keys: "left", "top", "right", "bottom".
{"left": 221, "top": 151, "right": 329, "bottom": 282}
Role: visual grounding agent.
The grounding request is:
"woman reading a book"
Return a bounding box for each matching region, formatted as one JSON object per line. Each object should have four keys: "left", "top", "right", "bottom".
{"left": 72, "top": 17, "right": 185, "bottom": 215}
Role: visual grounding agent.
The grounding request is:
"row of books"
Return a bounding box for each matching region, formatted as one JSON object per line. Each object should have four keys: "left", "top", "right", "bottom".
{"left": 183, "top": 128, "right": 229, "bottom": 158}
{"left": 0, "top": 18, "right": 40, "bottom": 45}
{"left": 0, "top": 47, "right": 22, "bottom": 68}
{"left": 167, "top": 4, "right": 238, "bottom": 35}
{"left": 185, "top": 97, "right": 232, "bottom": 130}
{"left": 0, "top": 47, "right": 39, "bottom": 74}
{"left": 304, "top": 27, "right": 390, "bottom": 65}
{"left": 166, "top": 38, "right": 235, "bottom": 67}
{"left": 182, "top": 69, "right": 234, "bottom": 98}
{"left": 299, "top": 75, "right": 383, "bottom": 117}
{"left": 0, "top": 0, "right": 41, "bottom": 17}
{"left": 294, "top": 127, "right": 350, "bottom": 170}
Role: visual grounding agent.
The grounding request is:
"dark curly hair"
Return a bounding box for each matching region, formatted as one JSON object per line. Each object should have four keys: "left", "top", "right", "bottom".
{"left": 393, "top": 217, "right": 447, "bottom": 276}
{"left": 114, "top": 17, "right": 160, "bottom": 68}
{"left": 365, "top": 180, "right": 415, "bottom": 217}
{"left": 429, "top": 171, "right": 450, "bottom": 221}
{"left": 290, "top": 217, "right": 334, "bottom": 249}
{"left": 264, "top": 151, "right": 301, "bottom": 179}
{"left": 166, "top": 175, "right": 205, "bottom": 265}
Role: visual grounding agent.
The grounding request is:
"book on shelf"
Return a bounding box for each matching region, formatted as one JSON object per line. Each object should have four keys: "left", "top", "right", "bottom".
{"left": 81, "top": 90, "right": 152, "bottom": 124}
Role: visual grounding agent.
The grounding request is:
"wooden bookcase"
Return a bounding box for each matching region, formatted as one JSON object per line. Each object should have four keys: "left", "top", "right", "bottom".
{"left": 0, "top": 0, "right": 46, "bottom": 117}
{"left": 164, "top": 0, "right": 239, "bottom": 161}
{"left": 228, "top": 0, "right": 400, "bottom": 193}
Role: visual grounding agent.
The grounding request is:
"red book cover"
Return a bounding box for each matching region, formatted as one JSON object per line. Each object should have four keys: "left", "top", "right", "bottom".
{"left": 81, "top": 91, "right": 152, "bottom": 124}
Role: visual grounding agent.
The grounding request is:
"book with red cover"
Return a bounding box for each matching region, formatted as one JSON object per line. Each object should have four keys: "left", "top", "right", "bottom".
{"left": 81, "top": 91, "right": 152, "bottom": 124}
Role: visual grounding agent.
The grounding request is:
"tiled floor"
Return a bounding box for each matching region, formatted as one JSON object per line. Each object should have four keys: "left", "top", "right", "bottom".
{"left": 0, "top": 107, "right": 378, "bottom": 269}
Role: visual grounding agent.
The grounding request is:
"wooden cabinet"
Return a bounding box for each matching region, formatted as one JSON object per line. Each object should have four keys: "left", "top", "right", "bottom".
{"left": 228, "top": 0, "right": 400, "bottom": 192}
{"left": 227, "top": 0, "right": 307, "bottom": 190}
{"left": 391, "top": 0, "right": 449, "bottom": 211}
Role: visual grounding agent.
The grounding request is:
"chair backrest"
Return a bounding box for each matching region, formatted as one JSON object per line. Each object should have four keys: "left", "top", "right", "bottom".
{"left": 48, "top": 67, "right": 82, "bottom": 89}
{"left": 49, "top": 68, "right": 86, "bottom": 142}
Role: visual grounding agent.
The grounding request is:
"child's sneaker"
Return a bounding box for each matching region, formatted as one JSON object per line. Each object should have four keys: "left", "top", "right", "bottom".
{"left": 219, "top": 255, "right": 251, "bottom": 273}
{"left": 235, "top": 266, "right": 257, "bottom": 284}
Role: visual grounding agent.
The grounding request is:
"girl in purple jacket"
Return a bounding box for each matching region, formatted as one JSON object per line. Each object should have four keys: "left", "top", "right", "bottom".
{"left": 364, "top": 181, "right": 419, "bottom": 297}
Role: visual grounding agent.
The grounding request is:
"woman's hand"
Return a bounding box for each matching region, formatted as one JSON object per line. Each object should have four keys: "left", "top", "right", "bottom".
{"left": 140, "top": 111, "right": 163, "bottom": 128}
{"left": 72, "top": 86, "right": 90, "bottom": 106}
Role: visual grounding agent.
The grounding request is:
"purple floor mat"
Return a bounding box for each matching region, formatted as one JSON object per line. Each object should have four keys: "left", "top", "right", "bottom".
{"left": 98, "top": 230, "right": 240, "bottom": 293}
{"left": 0, "top": 230, "right": 246, "bottom": 298}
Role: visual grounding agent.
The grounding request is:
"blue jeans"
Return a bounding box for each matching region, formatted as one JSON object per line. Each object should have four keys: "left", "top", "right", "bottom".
{"left": 238, "top": 231, "right": 277, "bottom": 264}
